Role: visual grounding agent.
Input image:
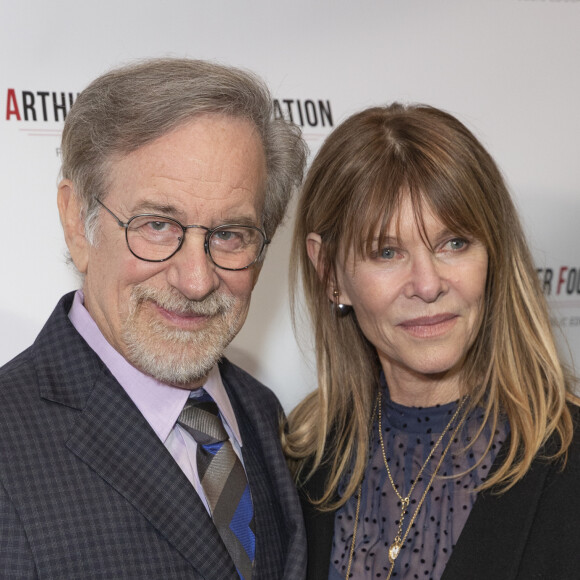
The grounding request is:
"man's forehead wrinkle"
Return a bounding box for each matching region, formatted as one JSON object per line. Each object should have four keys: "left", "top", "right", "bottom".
{"left": 154, "top": 156, "right": 250, "bottom": 189}
{"left": 147, "top": 171, "right": 246, "bottom": 199}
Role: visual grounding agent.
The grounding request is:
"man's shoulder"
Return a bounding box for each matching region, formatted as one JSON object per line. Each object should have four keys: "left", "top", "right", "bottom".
{"left": 0, "top": 345, "right": 36, "bottom": 386}
{"left": 0, "top": 292, "right": 96, "bottom": 399}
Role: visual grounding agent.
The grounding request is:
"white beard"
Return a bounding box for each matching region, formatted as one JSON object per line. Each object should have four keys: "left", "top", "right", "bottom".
{"left": 122, "top": 284, "right": 243, "bottom": 386}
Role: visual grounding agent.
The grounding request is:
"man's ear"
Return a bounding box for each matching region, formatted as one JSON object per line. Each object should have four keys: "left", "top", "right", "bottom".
{"left": 250, "top": 261, "right": 263, "bottom": 289}
{"left": 57, "top": 180, "right": 90, "bottom": 274}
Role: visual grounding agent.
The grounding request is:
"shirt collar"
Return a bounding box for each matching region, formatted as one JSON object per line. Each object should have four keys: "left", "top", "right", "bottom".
{"left": 68, "top": 290, "right": 242, "bottom": 446}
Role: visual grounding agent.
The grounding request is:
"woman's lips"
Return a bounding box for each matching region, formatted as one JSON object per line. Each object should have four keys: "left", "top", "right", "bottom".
{"left": 398, "top": 313, "right": 458, "bottom": 338}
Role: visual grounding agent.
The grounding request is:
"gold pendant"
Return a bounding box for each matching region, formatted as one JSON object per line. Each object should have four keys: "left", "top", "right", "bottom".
{"left": 388, "top": 540, "right": 402, "bottom": 564}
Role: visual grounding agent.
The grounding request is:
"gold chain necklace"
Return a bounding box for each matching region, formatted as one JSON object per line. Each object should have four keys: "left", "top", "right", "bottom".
{"left": 345, "top": 392, "right": 468, "bottom": 580}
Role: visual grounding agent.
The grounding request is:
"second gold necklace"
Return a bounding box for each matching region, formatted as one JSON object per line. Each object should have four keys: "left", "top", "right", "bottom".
{"left": 345, "top": 392, "right": 468, "bottom": 580}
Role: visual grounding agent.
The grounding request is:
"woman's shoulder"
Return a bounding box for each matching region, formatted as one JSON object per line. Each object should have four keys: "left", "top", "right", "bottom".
{"left": 539, "top": 402, "right": 580, "bottom": 481}
{"left": 565, "top": 401, "right": 580, "bottom": 458}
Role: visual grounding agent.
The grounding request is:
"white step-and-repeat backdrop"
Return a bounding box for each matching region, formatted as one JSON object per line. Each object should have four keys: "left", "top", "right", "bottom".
{"left": 2, "top": 0, "right": 579, "bottom": 410}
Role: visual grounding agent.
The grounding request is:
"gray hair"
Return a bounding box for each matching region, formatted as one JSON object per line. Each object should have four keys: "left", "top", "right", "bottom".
{"left": 60, "top": 58, "right": 308, "bottom": 243}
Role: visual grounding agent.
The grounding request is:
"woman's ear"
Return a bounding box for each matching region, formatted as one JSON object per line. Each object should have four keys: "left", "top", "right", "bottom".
{"left": 306, "top": 233, "right": 325, "bottom": 281}
{"left": 306, "top": 232, "right": 346, "bottom": 304}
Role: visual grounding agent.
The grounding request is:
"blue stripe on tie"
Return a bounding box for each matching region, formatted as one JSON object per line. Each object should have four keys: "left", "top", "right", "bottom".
{"left": 202, "top": 441, "right": 223, "bottom": 456}
{"left": 229, "top": 484, "right": 255, "bottom": 561}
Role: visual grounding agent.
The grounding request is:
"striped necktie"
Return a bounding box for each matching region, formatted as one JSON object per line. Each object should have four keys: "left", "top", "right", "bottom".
{"left": 178, "top": 391, "right": 255, "bottom": 580}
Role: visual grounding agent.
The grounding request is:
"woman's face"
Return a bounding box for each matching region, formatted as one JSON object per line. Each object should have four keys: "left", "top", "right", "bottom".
{"left": 310, "top": 197, "right": 488, "bottom": 404}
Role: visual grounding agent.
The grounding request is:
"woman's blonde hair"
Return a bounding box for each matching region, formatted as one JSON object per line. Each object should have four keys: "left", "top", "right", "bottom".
{"left": 283, "top": 103, "right": 578, "bottom": 509}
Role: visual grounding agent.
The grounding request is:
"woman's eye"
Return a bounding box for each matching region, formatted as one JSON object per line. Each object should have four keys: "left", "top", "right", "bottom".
{"left": 379, "top": 247, "right": 396, "bottom": 260}
{"left": 448, "top": 238, "right": 467, "bottom": 251}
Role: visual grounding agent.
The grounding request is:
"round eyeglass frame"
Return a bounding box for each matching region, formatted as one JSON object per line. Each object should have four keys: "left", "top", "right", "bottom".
{"left": 96, "top": 199, "right": 270, "bottom": 271}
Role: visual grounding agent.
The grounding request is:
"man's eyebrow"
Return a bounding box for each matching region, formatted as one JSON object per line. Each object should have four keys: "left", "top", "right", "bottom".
{"left": 129, "top": 200, "right": 184, "bottom": 218}
{"left": 219, "top": 215, "right": 261, "bottom": 227}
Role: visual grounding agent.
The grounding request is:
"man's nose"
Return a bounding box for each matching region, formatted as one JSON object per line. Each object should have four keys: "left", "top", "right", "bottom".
{"left": 164, "top": 231, "right": 220, "bottom": 301}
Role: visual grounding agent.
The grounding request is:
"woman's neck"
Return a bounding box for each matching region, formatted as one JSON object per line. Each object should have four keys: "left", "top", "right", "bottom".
{"left": 383, "top": 365, "right": 462, "bottom": 407}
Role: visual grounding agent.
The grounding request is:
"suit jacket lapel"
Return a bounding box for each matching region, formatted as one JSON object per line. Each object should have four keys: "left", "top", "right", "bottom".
{"left": 223, "top": 382, "right": 276, "bottom": 575}
{"left": 220, "top": 359, "right": 307, "bottom": 580}
{"left": 65, "top": 372, "right": 238, "bottom": 580}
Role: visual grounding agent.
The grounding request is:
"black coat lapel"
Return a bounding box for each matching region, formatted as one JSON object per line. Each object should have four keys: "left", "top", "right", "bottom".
{"left": 442, "top": 443, "right": 549, "bottom": 580}
{"left": 299, "top": 462, "right": 336, "bottom": 580}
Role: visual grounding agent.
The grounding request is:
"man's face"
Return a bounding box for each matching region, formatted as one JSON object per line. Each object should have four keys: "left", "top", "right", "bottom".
{"left": 60, "top": 114, "right": 267, "bottom": 388}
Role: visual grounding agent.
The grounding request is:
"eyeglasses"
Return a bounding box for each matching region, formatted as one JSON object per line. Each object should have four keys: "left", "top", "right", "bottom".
{"left": 97, "top": 199, "right": 270, "bottom": 271}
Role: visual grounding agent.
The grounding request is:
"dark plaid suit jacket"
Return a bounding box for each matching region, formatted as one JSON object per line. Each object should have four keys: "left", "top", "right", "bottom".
{"left": 0, "top": 293, "right": 306, "bottom": 579}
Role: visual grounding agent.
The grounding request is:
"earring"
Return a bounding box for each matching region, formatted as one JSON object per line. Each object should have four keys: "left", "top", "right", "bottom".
{"left": 332, "top": 289, "right": 352, "bottom": 317}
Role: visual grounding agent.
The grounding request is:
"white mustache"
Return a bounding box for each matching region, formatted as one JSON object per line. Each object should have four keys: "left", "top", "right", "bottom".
{"left": 130, "top": 286, "right": 235, "bottom": 318}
